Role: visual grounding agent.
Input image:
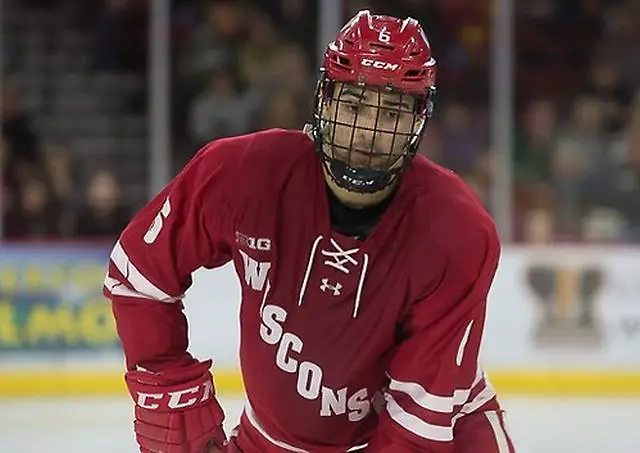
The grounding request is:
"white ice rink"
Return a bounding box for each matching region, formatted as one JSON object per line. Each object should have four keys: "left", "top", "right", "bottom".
{"left": 1, "top": 396, "right": 639, "bottom": 452}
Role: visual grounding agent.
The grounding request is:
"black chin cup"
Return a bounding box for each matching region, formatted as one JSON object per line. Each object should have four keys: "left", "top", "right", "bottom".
{"left": 326, "top": 157, "right": 396, "bottom": 193}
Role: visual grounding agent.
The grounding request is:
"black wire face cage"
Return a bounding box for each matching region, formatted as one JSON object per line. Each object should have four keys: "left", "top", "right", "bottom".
{"left": 311, "top": 74, "right": 435, "bottom": 193}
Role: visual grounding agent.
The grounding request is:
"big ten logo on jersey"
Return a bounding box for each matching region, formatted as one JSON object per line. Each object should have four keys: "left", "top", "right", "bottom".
{"left": 259, "top": 304, "right": 384, "bottom": 422}
{"left": 237, "top": 231, "right": 273, "bottom": 292}
{"left": 236, "top": 231, "right": 272, "bottom": 252}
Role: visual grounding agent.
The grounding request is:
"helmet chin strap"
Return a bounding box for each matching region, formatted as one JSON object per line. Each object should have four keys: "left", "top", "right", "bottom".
{"left": 327, "top": 158, "right": 395, "bottom": 194}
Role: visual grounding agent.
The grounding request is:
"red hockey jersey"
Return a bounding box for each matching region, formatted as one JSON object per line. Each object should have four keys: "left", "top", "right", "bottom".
{"left": 104, "top": 129, "right": 514, "bottom": 453}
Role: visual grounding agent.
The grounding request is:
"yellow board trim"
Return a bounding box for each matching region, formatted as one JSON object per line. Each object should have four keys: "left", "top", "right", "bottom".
{"left": 1, "top": 370, "right": 639, "bottom": 397}
{"left": 0, "top": 369, "right": 244, "bottom": 398}
{"left": 488, "top": 371, "right": 640, "bottom": 397}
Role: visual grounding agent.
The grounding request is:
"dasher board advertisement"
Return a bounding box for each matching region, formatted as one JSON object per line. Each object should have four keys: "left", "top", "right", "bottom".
{"left": 483, "top": 246, "right": 640, "bottom": 370}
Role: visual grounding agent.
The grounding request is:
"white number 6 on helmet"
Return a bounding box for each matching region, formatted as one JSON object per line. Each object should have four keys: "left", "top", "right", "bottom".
{"left": 378, "top": 29, "right": 390, "bottom": 43}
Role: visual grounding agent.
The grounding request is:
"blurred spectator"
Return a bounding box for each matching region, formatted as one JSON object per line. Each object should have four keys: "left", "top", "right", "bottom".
{"left": 549, "top": 137, "right": 590, "bottom": 239}
{"left": 267, "top": 0, "right": 318, "bottom": 64}
{"left": 42, "top": 141, "right": 79, "bottom": 235}
{"left": 555, "top": 96, "right": 609, "bottom": 177}
{"left": 1, "top": 136, "right": 18, "bottom": 233}
{"left": 1, "top": 81, "right": 46, "bottom": 239}
{"left": 4, "top": 176, "right": 61, "bottom": 239}
{"left": 94, "top": 0, "right": 129, "bottom": 71}
{"left": 73, "top": 170, "right": 130, "bottom": 238}
{"left": 514, "top": 101, "right": 556, "bottom": 191}
{"left": 253, "top": 42, "right": 313, "bottom": 131}
{"left": 521, "top": 208, "right": 555, "bottom": 244}
{"left": 581, "top": 207, "right": 626, "bottom": 243}
{"left": 437, "top": 101, "right": 486, "bottom": 176}
{"left": 43, "top": 141, "right": 77, "bottom": 206}
{"left": 581, "top": 105, "right": 640, "bottom": 242}
{"left": 179, "top": 0, "right": 245, "bottom": 99}
{"left": 595, "top": 3, "right": 640, "bottom": 89}
{"left": 173, "top": 0, "right": 248, "bottom": 151}
{"left": 269, "top": 43, "right": 313, "bottom": 110}
{"left": 1, "top": 82, "right": 40, "bottom": 175}
{"left": 257, "top": 93, "right": 303, "bottom": 131}
{"left": 582, "top": 57, "right": 634, "bottom": 135}
{"left": 187, "top": 70, "right": 259, "bottom": 146}
{"left": 238, "top": 11, "right": 284, "bottom": 91}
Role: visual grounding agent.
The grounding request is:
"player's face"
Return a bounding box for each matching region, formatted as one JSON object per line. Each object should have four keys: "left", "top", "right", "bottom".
{"left": 321, "top": 82, "right": 423, "bottom": 171}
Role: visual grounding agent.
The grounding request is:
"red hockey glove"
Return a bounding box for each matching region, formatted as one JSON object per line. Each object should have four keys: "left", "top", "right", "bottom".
{"left": 125, "top": 359, "right": 227, "bottom": 453}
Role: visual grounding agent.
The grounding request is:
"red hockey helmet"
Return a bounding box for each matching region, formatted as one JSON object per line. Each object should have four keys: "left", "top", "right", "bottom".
{"left": 310, "top": 10, "right": 437, "bottom": 193}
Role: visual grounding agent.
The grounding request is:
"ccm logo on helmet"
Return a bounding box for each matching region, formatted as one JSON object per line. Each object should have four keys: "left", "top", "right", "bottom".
{"left": 360, "top": 58, "right": 399, "bottom": 71}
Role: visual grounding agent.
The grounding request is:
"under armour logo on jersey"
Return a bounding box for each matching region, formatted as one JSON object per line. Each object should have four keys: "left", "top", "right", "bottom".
{"left": 320, "top": 278, "right": 342, "bottom": 296}
{"left": 322, "top": 238, "right": 359, "bottom": 274}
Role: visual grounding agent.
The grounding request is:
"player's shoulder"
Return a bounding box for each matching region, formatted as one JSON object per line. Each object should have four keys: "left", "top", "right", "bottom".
{"left": 406, "top": 154, "right": 499, "bottom": 248}
{"left": 198, "top": 127, "right": 312, "bottom": 165}
{"left": 190, "top": 128, "right": 315, "bottom": 206}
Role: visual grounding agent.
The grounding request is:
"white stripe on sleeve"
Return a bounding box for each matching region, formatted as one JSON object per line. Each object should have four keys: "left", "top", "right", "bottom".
{"left": 485, "top": 411, "right": 514, "bottom": 453}
{"left": 388, "top": 367, "right": 484, "bottom": 413}
{"left": 108, "top": 240, "right": 179, "bottom": 302}
{"left": 384, "top": 393, "right": 453, "bottom": 442}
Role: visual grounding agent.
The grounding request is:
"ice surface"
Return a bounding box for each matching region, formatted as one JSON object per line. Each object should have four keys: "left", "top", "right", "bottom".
{"left": 1, "top": 395, "right": 638, "bottom": 452}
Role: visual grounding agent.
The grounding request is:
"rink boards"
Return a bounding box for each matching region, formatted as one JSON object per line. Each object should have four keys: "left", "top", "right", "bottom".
{"left": 0, "top": 243, "right": 639, "bottom": 397}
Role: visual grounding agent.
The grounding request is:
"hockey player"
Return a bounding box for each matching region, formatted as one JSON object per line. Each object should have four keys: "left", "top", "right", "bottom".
{"left": 104, "top": 9, "right": 516, "bottom": 453}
